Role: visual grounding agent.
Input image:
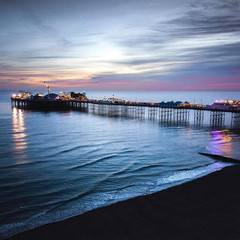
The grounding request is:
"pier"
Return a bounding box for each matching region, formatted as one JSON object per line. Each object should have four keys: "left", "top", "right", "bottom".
{"left": 11, "top": 97, "right": 240, "bottom": 128}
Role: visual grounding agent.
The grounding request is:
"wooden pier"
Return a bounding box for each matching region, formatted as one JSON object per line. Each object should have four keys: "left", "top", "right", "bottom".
{"left": 11, "top": 98, "right": 240, "bottom": 128}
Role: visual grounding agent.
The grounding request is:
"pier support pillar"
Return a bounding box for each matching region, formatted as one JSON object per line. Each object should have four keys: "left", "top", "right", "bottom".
{"left": 231, "top": 112, "right": 240, "bottom": 128}
{"left": 135, "top": 106, "right": 145, "bottom": 118}
{"left": 210, "top": 111, "right": 225, "bottom": 127}
{"left": 148, "top": 107, "right": 157, "bottom": 120}
{"left": 194, "top": 110, "right": 204, "bottom": 126}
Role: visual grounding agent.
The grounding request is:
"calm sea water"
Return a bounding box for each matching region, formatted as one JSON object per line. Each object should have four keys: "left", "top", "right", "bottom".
{"left": 0, "top": 90, "right": 239, "bottom": 238}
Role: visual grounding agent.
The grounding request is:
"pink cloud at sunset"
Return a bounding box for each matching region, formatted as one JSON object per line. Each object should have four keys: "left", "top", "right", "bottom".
{"left": 0, "top": 0, "right": 240, "bottom": 91}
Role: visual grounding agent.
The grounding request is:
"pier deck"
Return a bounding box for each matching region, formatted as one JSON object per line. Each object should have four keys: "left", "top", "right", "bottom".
{"left": 10, "top": 98, "right": 240, "bottom": 112}
{"left": 11, "top": 98, "right": 240, "bottom": 128}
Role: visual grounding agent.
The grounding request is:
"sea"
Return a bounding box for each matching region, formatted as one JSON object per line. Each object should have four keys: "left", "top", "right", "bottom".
{"left": 0, "top": 90, "right": 240, "bottom": 238}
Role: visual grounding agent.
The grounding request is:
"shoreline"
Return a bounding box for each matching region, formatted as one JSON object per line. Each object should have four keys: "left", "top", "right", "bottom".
{"left": 7, "top": 164, "right": 240, "bottom": 240}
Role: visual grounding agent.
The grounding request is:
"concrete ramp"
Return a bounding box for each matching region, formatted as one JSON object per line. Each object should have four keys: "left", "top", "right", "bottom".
{"left": 199, "top": 152, "right": 240, "bottom": 163}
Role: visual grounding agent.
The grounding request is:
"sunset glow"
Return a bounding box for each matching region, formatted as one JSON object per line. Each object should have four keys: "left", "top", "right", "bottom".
{"left": 0, "top": 0, "right": 240, "bottom": 91}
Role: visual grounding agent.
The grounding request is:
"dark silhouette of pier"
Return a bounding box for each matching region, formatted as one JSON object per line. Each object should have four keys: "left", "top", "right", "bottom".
{"left": 11, "top": 98, "right": 240, "bottom": 128}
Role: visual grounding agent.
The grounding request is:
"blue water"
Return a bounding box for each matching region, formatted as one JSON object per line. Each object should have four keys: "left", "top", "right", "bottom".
{"left": 0, "top": 90, "right": 239, "bottom": 238}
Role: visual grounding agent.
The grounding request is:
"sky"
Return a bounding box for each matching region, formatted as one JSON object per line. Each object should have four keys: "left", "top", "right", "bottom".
{"left": 0, "top": 0, "right": 240, "bottom": 91}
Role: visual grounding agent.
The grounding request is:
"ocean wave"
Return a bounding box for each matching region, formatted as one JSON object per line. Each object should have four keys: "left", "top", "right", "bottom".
{"left": 69, "top": 154, "right": 118, "bottom": 170}
{"left": 0, "top": 162, "right": 232, "bottom": 239}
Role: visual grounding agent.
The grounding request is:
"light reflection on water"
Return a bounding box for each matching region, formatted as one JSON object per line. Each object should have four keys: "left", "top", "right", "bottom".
{"left": 206, "top": 130, "right": 240, "bottom": 159}
{"left": 12, "top": 108, "right": 28, "bottom": 165}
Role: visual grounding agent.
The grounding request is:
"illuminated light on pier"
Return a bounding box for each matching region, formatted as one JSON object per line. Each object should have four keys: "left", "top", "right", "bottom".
{"left": 10, "top": 91, "right": 240, "bottom": 128}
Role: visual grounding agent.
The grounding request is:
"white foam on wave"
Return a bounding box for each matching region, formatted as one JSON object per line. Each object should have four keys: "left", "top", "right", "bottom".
{"left": 156, "top": 162, "right": 230, "bottom": 186}
{"left": 0, "top": 162, "right": 233, "bottom": 239}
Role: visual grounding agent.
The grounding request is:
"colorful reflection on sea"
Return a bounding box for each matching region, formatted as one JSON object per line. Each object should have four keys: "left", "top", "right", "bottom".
{"left": 206, "top": 130, "right": 233, "bottom": 157}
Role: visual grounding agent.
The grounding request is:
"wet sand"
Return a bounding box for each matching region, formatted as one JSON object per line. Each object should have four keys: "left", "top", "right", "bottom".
{"left": 9, "top": 165, "right": 240, "bottom": 240}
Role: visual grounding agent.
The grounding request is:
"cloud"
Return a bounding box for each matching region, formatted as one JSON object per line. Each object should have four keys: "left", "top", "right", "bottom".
{"left": 0, "top": 0, "right": 240, "bottom": 90}
{"left": 111, "top": 0, "right": 240, "bottom": 85}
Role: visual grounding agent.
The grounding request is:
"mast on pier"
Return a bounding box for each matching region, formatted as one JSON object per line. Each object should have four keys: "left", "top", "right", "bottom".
{"left": 43, "top": 82, "right": 51, "bottom": 95}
